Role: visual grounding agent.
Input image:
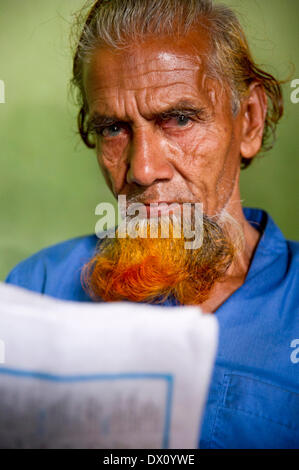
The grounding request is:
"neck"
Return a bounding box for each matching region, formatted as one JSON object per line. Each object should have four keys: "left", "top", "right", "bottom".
{"left": 200, "top": 178, "right": 261, "bottom": 313}
{"left": 225, "top": 176, "right": 261, "bottom": 275}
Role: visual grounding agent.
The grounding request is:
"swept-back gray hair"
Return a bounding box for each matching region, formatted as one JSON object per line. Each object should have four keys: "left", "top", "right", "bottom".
{"left": 71, "top": 0, "right": 283, "bottom": 169}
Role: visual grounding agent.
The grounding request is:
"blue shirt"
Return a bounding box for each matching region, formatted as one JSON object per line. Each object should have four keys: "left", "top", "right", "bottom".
{"left": 5, "top": 207, "right": 299, "bottom": 448}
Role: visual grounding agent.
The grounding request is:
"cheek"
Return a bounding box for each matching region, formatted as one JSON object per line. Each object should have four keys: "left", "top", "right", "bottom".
{"left": 173, "top": 124, "right": 233, "bottom": 176}
{"left": 96, "top": 139, "right": 129, "bottom": 192}
{"left": 98, "top": 136, "right": 128, "bottom": 164}
{"left": 171, "top": 121, "right": 240, "bottom": 212}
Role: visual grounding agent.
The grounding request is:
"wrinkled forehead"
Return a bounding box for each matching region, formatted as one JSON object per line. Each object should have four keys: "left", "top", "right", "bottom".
{"left": 82, "top": 32, "right": 216, "bottom": 107}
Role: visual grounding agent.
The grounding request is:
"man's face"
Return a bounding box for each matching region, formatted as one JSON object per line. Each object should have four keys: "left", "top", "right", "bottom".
{"left": 83, "top": 30, "right": 244, "bottom": 216}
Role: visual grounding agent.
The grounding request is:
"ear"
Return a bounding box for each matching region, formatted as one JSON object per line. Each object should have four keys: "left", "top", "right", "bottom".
{"left": 240, "top": 82, "right": 267, "bottom": 160}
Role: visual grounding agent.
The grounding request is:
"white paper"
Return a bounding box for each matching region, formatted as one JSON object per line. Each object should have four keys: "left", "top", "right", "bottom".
{"left": 0, "top": 282, "right": 218, "bottom": 449}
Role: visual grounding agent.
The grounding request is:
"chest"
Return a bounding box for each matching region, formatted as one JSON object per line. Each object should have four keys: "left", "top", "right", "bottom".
{"left": 199, "top": 298, "right": 299, "bottom": 448}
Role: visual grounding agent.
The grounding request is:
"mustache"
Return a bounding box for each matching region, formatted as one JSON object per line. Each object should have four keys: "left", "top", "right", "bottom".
{"left": 121, "top": 187, "right": 196, "bottom": 205}
{"left": 120, "top": 192, "right": 233, "bottom": 227}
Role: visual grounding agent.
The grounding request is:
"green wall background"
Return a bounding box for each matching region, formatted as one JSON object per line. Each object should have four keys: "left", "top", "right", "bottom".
{"left": 0, "top": 0, "right": 298, "bottom": 280}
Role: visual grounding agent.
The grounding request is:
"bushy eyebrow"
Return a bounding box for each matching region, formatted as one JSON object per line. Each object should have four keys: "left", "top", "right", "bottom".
{"left": 87, "top": 114, "right": 119, "bottom": 131}
{"left": 159, "top": 103, "right": 206, "bottom": 120}
{"left": 87, "top": 99, "right": 207, "bottom": 131}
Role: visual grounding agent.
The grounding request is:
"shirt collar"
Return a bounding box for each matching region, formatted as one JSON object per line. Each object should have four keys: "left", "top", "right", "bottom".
{"left": 214, "top": 207, "right": 289, "bottom": 311}
{"left": 242, "top": 206, "right": 287, "bottom": 281}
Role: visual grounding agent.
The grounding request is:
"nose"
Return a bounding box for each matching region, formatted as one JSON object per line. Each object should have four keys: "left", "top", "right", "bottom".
{"left": 126, "top": 126, "right": 174, "bottom": 186}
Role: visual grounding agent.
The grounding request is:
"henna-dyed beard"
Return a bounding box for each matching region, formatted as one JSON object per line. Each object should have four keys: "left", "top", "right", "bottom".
{"left": 81, "top": 211, "right": 242, "bottom": 305}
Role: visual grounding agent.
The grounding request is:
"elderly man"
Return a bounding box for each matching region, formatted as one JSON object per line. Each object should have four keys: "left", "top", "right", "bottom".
{"left": 5, "top": 0, "right": 299, "bottom": 448}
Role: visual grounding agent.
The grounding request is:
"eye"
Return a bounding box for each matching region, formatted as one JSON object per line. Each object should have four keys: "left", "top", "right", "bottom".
{"left": 161, "top": 114, "right": 192, "bottom": 129}
{"left": 177, "top": 114, "right": 191, "bottom": 126}
{"left": 100, "top": 124, "right": 126, "bottom": 138}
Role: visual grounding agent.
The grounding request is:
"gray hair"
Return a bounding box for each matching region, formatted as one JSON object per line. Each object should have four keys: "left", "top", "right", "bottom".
{"left": 71, "top": 0, "right": 283, "bottom": 169}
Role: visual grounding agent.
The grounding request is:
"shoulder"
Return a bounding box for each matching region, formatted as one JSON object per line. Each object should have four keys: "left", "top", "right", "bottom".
{"left": 5, "top": 234, "right": 99, "bottom": 299}
{"left": 286, "top": 239, "right": 299, "bottom": 273}
{"left": 277, "top": 238, "right": 299, "bottom": 311}
{"left": 288, "top": 239, "right": 299, "bottom": 256}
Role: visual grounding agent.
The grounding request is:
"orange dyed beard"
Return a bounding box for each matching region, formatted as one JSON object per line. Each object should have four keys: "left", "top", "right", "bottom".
{"left": 81, "top": 214, "right": 237, "bottom": 305}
